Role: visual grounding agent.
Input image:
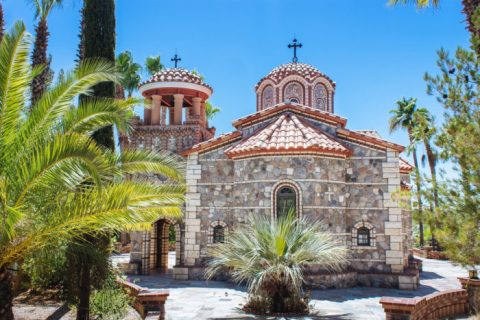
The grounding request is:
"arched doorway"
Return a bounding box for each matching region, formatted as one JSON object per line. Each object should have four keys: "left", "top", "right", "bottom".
{"left": 152, "top": 219, "right": 184, "bottom": 274}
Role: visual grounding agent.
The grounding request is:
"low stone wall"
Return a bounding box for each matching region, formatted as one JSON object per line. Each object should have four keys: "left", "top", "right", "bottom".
{"left": 175, "top": 265, "right": 419, "bottom": 290}
{"left": 459, "top": 277, "right": 480, "bottom": 314}
{"left": 380, "top": 289, "right": 469, "bottom": 320}
{"left": 412, "top": 247, "right": 448, "bottom": 260}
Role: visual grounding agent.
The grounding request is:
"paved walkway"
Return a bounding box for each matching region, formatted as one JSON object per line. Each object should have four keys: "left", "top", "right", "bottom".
{"left": 134, "top": 257, "right": 469, "bottom": 320}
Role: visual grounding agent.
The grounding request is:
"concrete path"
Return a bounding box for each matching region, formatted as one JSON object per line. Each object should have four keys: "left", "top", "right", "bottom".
{"left": 135, "top": 257, "right": 470, "bottom": 320}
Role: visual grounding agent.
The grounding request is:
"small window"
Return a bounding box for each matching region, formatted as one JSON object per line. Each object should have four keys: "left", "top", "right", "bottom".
{"left": 276, "top": 186, "right": 296, "bottom": 220}
{"left": 213, "top": 225, "right": 225, "bottom": 243}
{"left": 289, "top": 98, "right": 299, "bottom": 104}
{"left": 357, "top": 227, "right": 371, "bottom": 246}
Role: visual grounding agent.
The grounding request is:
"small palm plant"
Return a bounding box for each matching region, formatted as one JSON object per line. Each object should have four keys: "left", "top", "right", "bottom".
{"left": 205, "top": 211, "right": 347, "bottom": 315}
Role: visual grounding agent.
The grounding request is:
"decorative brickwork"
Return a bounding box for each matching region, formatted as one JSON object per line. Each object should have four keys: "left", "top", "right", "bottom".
{"left": 207, "top": 221, "right": 228, "bottom": 244}
{"left": 352, "top": 221, "right": 376, "bottom": 248}
{"left": 380, "top": 289, "right": 469, "bottom": 320}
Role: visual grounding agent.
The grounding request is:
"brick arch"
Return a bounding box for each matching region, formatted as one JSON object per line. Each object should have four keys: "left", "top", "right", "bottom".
{"left": 148, "top": 219, "right": 183, "bottom": 274}
{"left": 277, "top": 75, "right": 309, "bottom": 104}
{"left": 256, "top": 79, "right": 276, "bottom": 110}
{"left": 312, "top": 78, "right": 335, "bottom": 113}
{"left": 271, "top": 180, "right": 303, "bottom": 220}
{"left": 207, "top": 220, "right": 228, "bottom": 244}
{"left": 352, "top": 221, "right": 376, "bottom": 248}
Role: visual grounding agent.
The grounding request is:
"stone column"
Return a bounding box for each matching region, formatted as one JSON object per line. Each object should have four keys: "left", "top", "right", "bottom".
{"left": 200, "top": 101, "right": 207, "bottom": 128}
{"left": 144, "top": 103, "right": 152, "bottom": 125}
{"left": 192, "top": 97, "right": 202, "bottom": 116}
{"left": 173, "top": 94, "right": 184, "bottom": 125}
{"left": 160, "top": 105, "right": 167, "bottom": 125}
{"left": 151, "top": 95, "right": 162, "bottom": 125}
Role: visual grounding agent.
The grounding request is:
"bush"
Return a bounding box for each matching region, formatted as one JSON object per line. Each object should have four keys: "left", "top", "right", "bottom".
{"left": 90, "top": 281, "right": 130, "bottom": 320}
{"left": 22, "top": 243, "right": 67, "bottom": 290}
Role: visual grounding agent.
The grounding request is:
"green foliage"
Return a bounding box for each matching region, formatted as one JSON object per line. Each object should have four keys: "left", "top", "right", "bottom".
{"left": 144, "top": 55, "right": 163, "bottom": 76}
{"left": 424, "top": 46, "right": 480, "bottom": 269}
{"left": 116, "top": 51, "right": 141, "bottom": 97}
{"left": 388, "top": 0, "right": 439, "bottom": 8}
{"left": 206, "top": 210, "right": 346, "bottom": 314}
{"left": 90, "top": 286, "right": 130, "bottom": 320}
{"left": 205, "top": 101, "right": 220, "bottom": 123}
{"left": 22, "top": 241, "right": 67, "bottom": 290}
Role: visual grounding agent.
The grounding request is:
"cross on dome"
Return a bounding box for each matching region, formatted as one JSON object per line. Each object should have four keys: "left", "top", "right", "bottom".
{"left": 288, "top": 38, "right": 302, "bottom": 63}
{"left": 171, "top": 53, "right": 182, "bottom": 68}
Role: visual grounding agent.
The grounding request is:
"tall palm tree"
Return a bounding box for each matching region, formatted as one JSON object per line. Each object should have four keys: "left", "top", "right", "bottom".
{"left": 116, "top": 51, "right": 141, "bottom": 97}
{"left": 30, "top": 0, "right": 63, "bottom": 106}
{"left": 413, "top": 108, "right": 439, "bottom": 208}
{"left": 206, "top": 211, "right": 346, "bottom": 315}
{"left": 0, "top": 23, "right": 185, "bottom": 319}
{"left": 389, "top": 97, "right": 425, "bottom": 246}
{"left": 145, "top": 55, "right": 163, "bottom": 77}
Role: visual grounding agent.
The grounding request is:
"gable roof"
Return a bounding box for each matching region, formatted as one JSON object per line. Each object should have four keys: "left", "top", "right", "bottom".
{"left": 180, "top": 131, "right": 242, "bottom": 156}
{"left": 232, "top": 103, "right": 347, "bottom": 129}
{"left": 225, "top": 113, "right": 351, "bottom": 159}
{"left": 400, "top": 157, "right": 414, "bottom": 173}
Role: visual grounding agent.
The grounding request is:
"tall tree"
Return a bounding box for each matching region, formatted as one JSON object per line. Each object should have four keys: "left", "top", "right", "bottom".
{"left": 78, "top": 0, "right": 116, "bottom": 150}
{"left": 75, "top": 1, "right": 116, "bottom": 318}
{"left": 116, "top": 51, "right": 141, "bottom": 97}
{"left": 145, "top": 55, "right": 163, "bottom": 76}
{"left": 0, "top": 22, "right": 185, "bottom": 319}
{"left": 205, "top": 101, "right": 220, "bottom": 128}
{"left": 425, "top": 47, "right": 480, "bottom": 272}
{"left": 412, "top": 108, "right": 439, "bottom": 208}
{"left": 30, "top": 0, "right": 62, "bottom": 106}
{"left": 389, "top": 97, "right": 425, "bottom": 246}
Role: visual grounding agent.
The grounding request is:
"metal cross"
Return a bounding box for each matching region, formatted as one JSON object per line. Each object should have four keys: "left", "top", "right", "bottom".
{"left": 288, "top": 38, "right": 302, "bottom": 63}
{"left": 171, "top": 53, "right": 182, "bottom": 68}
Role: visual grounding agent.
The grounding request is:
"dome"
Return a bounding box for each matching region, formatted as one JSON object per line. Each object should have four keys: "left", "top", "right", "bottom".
{"left": 140, "top": 68, "right": 213, "bottom": 92}
{"left": 256, "top": 63, "right": 335, "bottom": 88}
{"left": 255, "top": 62, "right": 336, "bottom": 113}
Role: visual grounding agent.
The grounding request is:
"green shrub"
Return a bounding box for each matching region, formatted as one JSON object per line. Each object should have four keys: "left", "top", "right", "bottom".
{"left": 22, "top": 243, "right": 67, "bottom": 290}
{"left": 90, "top": 285, "right": 130, "bottom": 320}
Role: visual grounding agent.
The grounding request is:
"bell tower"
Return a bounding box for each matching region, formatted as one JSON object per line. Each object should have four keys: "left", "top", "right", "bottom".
{"left": 120, "top": 67, "right": 214, "bottom": 155}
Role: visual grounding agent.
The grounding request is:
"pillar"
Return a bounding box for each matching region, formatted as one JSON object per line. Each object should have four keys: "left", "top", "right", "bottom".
{"left": 160, "top": 105, "right": 167, "bottom": 125}
{"left": 151, "top": 95, "right": 162, "bottom": 125}
{"left": 192, "top": 97, "right": 202, "bottom": 116}
{"left": 173, "top": 94, "right": 184, "bottom": 125}
{"left": 144, "top": 105, "right": 152, "bottom": 125}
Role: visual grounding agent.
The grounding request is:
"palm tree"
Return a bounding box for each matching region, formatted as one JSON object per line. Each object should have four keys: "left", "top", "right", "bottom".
{"left": 205, "top": 101, "right": 220, "bottom": 128}
{"left": 0, "top": 23, "right": 185, "bottom": 319}
{"left": 389, "top": 97, "right": 425, "bottom": 246}
{"left": 116, "top": 51, "right": 141, "bottom": 97}
{"left": 412, "top": 108, "right": 439, "bottom": 208}
{"left": 145, "top": 55, "right": 163, "bottom": 77}
{"left": 30, "top": 0, "right": 63, "bottom": 106}
{"left": 206, "top": 211, "right": 346, "bottom": 315}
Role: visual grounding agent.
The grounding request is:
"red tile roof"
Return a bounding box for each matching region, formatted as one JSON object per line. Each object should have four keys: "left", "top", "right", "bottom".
{"left": 336, "top": 128, "right": 405, "bottom": 152}
{"left": 400, "top": 157, "right": 414, "bottom": 173}
{"left": 139, "top": 68, "right": 213, "bottom": 92}
{"left": 255, "top": 63, "right": 335, "bottom": 88}
{"left": 225, "top": 113, "right": 351, "bottom": 159}
{"left": 232, "top": 103, "right": 347, "bottom": 129}
{"left": 181, "top": 131, "right": 242, "bottom": 156}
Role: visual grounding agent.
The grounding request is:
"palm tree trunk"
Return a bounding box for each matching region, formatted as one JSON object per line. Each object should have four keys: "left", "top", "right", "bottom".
{"left": 408, "top": 129, "right": 424, "bottom": 247}
{"left": 31, "top": 18, "right": 50, "bottom": 107}
{"left": 0, "top": 266, "right": 14, "bottom": 320}
{"left": 76, "top": 261, "right": 91, "bottom": 320}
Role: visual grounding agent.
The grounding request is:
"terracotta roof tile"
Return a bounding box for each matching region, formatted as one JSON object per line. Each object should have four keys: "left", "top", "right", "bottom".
{"left": 225, "top": 113, "right": 351, "bottom": 159}
{"left": 139, "top": 68, "right": 212, "bottom": 91}
{"left": 232, "top": 103, "right": 347, "bottom": 129}
{"left": 336, "top": 128, "right": 405, "bottom": 152}
{"left": 181, "top": 131, "right": 242, "bottom": 156}
{"left": 400, "top": 157, "right": 414, "bottom": 173}
{"left": 255, "top": 63, "right": 335, "bottom": 88}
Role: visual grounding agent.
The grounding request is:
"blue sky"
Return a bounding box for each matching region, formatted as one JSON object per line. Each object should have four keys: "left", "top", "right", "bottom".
{"left": 5, "top": 0, "right": 470, "bottom": 172}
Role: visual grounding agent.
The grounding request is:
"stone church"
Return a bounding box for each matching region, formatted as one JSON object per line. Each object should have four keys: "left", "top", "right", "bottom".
{"left": 121, "top": 54, "right": 418, "bottom": 289}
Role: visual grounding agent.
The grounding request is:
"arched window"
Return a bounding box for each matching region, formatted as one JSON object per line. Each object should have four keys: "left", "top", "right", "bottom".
{"left": 283, "top": 82, "right": 303, "bottom": 105}
{"left": 352, "top": 222, "right": 376, "bottom": 248}
{"left": 213, "top": 225, "right": 225, "bottom": 243}
{"left": 208, "top": 221, "right": 228, "bottom": 244}
{"left": 357, "top": 227, "right": 371, "bottom": 246}
{"left": 262, "top": 85, "right": 274, "bottom": 109}
{"left": 313, "top": 84, "right": 328, "bottom": 111}
{"left": 276, "top": 186, "right": 297, "bottom": 220}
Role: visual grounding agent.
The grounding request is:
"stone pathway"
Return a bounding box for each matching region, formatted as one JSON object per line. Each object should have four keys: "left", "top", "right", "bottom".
{"left": 135, "top": 257, "right": 470, "bottom": 320}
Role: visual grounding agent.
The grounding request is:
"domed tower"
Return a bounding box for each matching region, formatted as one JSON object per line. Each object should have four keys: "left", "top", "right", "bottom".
{"left": 255, "top": 62, "right": 336, "bottom": 113}
{"left": 121, "top": 66, "right": 214, "bottom": 155}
